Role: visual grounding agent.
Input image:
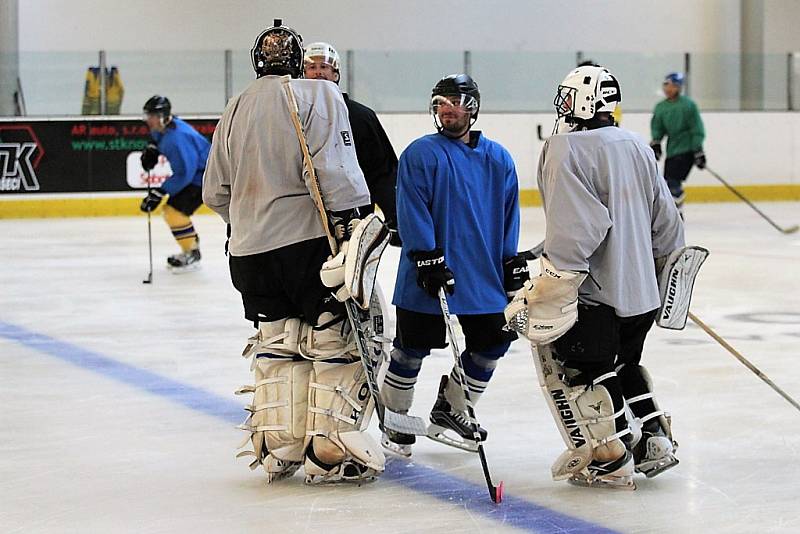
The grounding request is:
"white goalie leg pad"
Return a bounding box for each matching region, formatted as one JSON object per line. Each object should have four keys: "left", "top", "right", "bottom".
{"left": 235, "top": 355, "right": 311, "bottom": 480}
{"left": 531, "top": 343, "right": 629, "bottom": 480}
{"left": 319, "top": 213, "right": 390, "bottom": 309}
{"left": 505, "top": 257, "right": 587, "bottom": 344}
{"left": 299, "top": 312, "right": 359, "bottom": 361}
{"left": 656, "top": 245, "right": 709, "bottom": 330}
{"left": 303, "top": 360, "right": 385, "bottom": 482}
{"left": 241, "top": 318, "right": 302, "bottom": 369}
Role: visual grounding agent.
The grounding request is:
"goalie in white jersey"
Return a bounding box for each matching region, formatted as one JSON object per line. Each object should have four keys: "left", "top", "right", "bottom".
{"left": 203, "top": 20, "right": 384, "bottom": 485}
{"left": 505, "top": 65, "right": 686, "bottom": 490}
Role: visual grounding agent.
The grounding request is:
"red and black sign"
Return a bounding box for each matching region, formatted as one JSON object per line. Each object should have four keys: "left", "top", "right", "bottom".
{"left": 0, "top": 117, "right": 218, "bottom": 194}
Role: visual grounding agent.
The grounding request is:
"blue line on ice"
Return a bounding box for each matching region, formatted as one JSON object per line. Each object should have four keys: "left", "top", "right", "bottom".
{"left": 0, "top": 320, "right": 620, "bottom": 534}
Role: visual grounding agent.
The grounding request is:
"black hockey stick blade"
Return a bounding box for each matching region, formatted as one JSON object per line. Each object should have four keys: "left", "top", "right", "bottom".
{"left": 536, "top": 124, "right": 546, "bottom": 141}
{"left": 142, "top": 274, "right": 152, "bottom": 284}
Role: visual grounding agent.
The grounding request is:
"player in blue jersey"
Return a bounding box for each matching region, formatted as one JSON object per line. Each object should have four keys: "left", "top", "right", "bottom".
{"left": 139, "top": 95, "right": 211, "bottom": 272}
{"left": 379, "top": 74, "right": 529, "bottom": 456}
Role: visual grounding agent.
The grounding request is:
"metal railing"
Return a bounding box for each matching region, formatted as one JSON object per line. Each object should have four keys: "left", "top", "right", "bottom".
{"left": 9, "top": 49, "right": 800, "bottom": 116}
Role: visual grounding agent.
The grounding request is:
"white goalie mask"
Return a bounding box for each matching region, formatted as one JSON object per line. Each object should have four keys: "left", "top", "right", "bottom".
{"left": 553, "top": 66, "right": 621, "bottom": 134}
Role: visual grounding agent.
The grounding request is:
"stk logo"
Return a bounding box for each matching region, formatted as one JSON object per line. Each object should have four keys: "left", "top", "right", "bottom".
{"left": 0, "top": 125, "right": 44, "bottom": 192}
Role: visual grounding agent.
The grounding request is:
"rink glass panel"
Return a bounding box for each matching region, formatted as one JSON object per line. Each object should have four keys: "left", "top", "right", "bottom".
{"left": 9, "top": 50, "right": 800, "bottom": 116}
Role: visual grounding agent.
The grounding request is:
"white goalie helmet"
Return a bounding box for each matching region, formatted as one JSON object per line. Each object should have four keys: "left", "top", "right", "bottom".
{"left": 553, "top": 65, "right": 621, "bottom": 133}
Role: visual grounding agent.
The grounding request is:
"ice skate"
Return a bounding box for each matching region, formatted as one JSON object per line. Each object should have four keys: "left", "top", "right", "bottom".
{"left": 263, "top": 455, "right": 302, "bottom": 484}
{"left": 568, "top": 450, "right": 636, "bottom": 490}
{"left": 426, "top": 376, "right": 486, "bottom": 453}
{"left": 380, "top": 426, "right": 415, "bottom": 457}
{"left": 633, "top": 424, "right": 679, "bottom": 478}
{"left": 304, "top": 459, "right": 381, "bottom": 485}
{"left": 167, "top": 248, "right": 201, "bottom": 273}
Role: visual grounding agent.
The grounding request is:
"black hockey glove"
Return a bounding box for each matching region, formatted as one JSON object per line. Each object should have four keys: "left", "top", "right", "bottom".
{"left": 503, "top": 254, "right": 530, "bottom": 299}
{"left": 412, "top": 248, "right": 454, "bottom": 297}
{"left": 140, "top": 187, "right": 166, "bottom": 212}
{"left": 327, "top": 208, "right": 360, "bottom": 245}
{"left": 388, "top": 228, "right": 402, "bottom": 247}
{"left": 650, "top": 142, "right": 662, "bottom": 161}
{"left": 141, "top": 143, "right": 160, "bottom": 171}
{"left": 694, "top": 150, "right": 706, "bottom": 169}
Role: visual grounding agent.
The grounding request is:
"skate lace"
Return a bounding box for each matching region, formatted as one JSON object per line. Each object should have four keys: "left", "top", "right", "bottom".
{"left": 451, "top": 410, "right": 470, "bottom": 428}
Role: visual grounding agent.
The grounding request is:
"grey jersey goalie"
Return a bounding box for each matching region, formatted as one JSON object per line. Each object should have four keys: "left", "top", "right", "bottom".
{"left": 203, "top": 76, "right": 370, "bottom": 256}
{"left": 538, "top": 126, "right": 685, "bottom": 316}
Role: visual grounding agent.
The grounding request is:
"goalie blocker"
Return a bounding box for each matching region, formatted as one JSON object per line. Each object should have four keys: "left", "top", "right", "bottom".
{"left": 656, "top": 246, "right": 709, "bottom": 330}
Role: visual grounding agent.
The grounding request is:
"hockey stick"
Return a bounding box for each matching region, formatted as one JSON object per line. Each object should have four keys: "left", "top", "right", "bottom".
{"left": 519, "top": 241, "right": 545, "bottom": 262}
{"left": 437, "top": 288, "right": 504, "bottom": 503}
{"left": 536, "top": 124, "right": 547, "bottom": 141}
{"left": 142, "top": 171, "right": 153, "bottom": 285}
{"left": 688, "top": 311, "right": 800, "bottom": 413}
{"left": 280, "top": 77, "right": 427, "bottom": 436}
{"left": 705, "top": 167, "right": 798, "bottom": 234}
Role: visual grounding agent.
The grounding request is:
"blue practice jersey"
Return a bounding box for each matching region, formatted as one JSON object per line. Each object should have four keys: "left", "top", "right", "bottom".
{"left": 153, "top": 117, "right": 211, "bottom": 196}
{"left": 393, "top": 132, "right": 520, "bottom": 315}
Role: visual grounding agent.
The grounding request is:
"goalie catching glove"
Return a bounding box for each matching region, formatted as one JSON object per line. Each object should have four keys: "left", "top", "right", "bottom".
{"left": 504, "top": 256, "right": 587, "bottom": 344}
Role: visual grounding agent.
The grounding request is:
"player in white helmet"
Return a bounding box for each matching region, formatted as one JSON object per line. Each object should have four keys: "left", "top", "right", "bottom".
{"left": 303, "top": 41, "right": 401, "bottom": 246}
{"left": 203, "top": 20, "right": 385, "bottom": 485}
{"left": 506, "top": 65, "right": 686, "bottom": 489}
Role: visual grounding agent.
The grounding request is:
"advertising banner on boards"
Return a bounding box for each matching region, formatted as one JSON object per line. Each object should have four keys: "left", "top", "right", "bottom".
{"left": 0, "top": 117, "right": 218, "bottom": 195}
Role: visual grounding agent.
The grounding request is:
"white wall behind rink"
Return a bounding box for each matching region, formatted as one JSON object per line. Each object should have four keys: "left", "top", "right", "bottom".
{"left": 377, "top": 112, "right": 800, "bottom": 190}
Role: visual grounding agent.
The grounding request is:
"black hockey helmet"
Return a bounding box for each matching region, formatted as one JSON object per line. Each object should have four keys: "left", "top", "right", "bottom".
{"left": 143, "top": 95, "right": 171, "bottom": 117}
{"left": 431, "top": 74, "right": 481, "bottom": 118}
{"left": 430, "top": 74, "right": 480, "bottom": 137}
{"left": 251, "top": 19, "right": 304, "bottom": 78}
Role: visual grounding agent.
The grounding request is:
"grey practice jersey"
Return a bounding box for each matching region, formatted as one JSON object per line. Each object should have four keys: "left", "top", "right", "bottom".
{"left": 203, "top": 76, "right": 370, "bottom": 256}
{"left": 537, "top": 126, "right": 685, "bottom": 317}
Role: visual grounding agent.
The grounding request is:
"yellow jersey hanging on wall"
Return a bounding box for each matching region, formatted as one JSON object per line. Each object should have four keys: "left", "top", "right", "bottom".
{"left": 82, "top": 66, "right": 124, "bottom": 115}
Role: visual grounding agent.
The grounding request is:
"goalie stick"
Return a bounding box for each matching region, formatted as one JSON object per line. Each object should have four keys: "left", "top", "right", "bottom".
{"left": 280, "top": 77, "right": 427, "bottom": 436}
{"left": 438, "top": 288, "right": 504, "bottom": 503}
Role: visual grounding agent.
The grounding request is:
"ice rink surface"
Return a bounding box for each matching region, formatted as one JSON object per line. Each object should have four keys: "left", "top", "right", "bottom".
{"left": 2, "top": 203, "right": 799, "bottom": 534}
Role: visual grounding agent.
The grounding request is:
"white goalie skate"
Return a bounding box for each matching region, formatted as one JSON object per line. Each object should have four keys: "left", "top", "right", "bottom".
{"left": 568, "top": 450, "right": 636, "bottom": 490}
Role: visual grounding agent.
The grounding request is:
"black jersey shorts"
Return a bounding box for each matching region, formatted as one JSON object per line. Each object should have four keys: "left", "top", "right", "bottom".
{"left": 167, "top": 184, "right": 203, "bottom": 216}
{"left": 394, "top": 306, "right": 516, "bottom": 353}
{"left": 552, "top": 302, "right": 658, "bottom": 368}
{"left": 229, "top": 236, "right": 343, "bottom": 324}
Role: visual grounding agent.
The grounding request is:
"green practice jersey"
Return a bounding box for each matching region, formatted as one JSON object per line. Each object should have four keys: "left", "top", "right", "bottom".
{"left": 650, "top": 95, "right": 705, "bottom": 158}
